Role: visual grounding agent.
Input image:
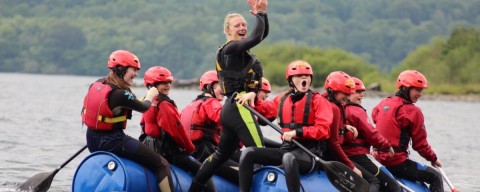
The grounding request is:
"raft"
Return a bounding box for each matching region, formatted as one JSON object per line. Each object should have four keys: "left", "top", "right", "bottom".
{"left": 72, "top": 152, "right": 429, "bottom": 192}
{"left": 72, "top": 151, "right": 236, "bottom": 192}
{"left": 252, "top": 166, "right": 429, "bottom": 192}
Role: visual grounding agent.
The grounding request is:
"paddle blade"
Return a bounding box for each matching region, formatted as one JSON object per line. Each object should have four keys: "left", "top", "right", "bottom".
{"left": 321, "top": 161, "right": 369, "bottom": 192}
{"left": 18, "top": 171, "right": 57, "bottom": 192}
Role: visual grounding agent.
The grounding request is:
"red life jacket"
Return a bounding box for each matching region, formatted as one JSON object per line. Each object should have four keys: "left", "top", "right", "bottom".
{"left": 82, "top": 81, "right": 128, "bottom": 130}
{"left": 278, "top": 91, "right": 315, "bottom": 141}
{"left": 373, "top": 97, "right": 411, "bottom": 151}
{"left": 180, "top": 97, "right": 220, "bottom": 144}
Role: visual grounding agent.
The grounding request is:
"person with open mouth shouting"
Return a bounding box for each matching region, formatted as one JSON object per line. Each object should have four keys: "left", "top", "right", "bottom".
{"left": 237, "top": 60, "right": 333, "bottom": 192}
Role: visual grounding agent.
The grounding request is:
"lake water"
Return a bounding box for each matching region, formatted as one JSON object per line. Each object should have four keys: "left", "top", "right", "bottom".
{"left": 0, "top": 73, "right": 478, "bottom": 192}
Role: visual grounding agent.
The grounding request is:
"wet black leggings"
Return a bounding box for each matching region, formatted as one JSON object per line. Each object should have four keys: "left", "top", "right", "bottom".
{"left": 386, "top": 159, "right": 444, "bottom": 192}
{"left": 189, "top": 97, "right": 264, "bottom": 191}
{"left": 351, "top": 161, "right": 381, "bottom": 192}
{"left": 192, "top": 140, "right": 240, "bottom": 168}
{"left": 164, "top": 150, "right": 218, "bottom": 191}
{"left": 349, "top": 155, "right": 402, "bottom": 192}
{"left": 127, "top": 143, "right": 174, "bottom": 191}
{"left": 239, "top": 147, "right": 315, "bottom": 192}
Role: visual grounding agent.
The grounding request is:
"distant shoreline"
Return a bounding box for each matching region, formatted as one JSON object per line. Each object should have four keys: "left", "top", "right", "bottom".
{"left": 363, "top": 91, "right": 480, "bottom": 102}
{"left": 135, "top": 82, "right": 480, "bottom": 102}
{"left": 268, "top": 86, "right": 480, "bottom": 102}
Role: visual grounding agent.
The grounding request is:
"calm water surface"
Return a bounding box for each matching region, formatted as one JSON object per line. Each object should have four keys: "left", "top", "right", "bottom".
{"left": 0, "top": 73, "right": 478, "bottom": 191}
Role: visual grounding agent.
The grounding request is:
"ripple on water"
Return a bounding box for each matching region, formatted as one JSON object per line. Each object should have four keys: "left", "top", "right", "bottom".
{"left": 0, "top": 116, "right": 13, "bottom": 122}
{"left": 0, "top": 182, "right": 21, "bottom": 192}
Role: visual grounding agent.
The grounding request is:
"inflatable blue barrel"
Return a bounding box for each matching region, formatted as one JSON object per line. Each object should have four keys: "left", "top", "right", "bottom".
{"left": 251, "top": 166, "right": 430, "bottom": 192}
{"left": 397, "top": 178, "right": 430, "bottom": 192}
{"left": 251, "top": 166, "right": 338, "bottom": 192}
{"left": 72, "top": 151, "right": 238, "bottom": 192}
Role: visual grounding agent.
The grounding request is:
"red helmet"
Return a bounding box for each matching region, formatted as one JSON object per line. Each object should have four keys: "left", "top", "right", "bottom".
{"left": 397, "top": 70, "right": 428, "bottom": 89}
{"left": 324, "top": 71, "right": 356, "bottom": 94}
{"left": 107, "top": 50, "right": 141, "bottom": 69}
{"left": 199, "top": 70, "right": 219, "bottom": 90}
{"left": 260, "top": 77, "right": 271, "bottom": 92}
{"left": 351, "top": 77, "right": 366, "bottom": 91}
{"left": 285, "top": 60, "right": 313, "bottom": 80}
{"left": 143, "top": 66, "right": 174, "bottom": 87}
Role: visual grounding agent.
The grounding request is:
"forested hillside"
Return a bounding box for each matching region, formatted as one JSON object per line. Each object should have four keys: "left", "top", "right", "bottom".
{"left": 0, "top": 0, "right": 479, "bottom": 93}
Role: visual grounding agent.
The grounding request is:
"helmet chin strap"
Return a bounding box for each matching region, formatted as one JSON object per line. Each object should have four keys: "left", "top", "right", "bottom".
{"left": 203, "top": 84, "right": 217, "bottom": 98}
{"left": 288, "top": 80, "right": 300, "bottom": 93}
{"left": 326, "top": 88, "right": 337, "bottom": 102}
{"left": 288, "top": 76, "right": 312, "bottom": 94}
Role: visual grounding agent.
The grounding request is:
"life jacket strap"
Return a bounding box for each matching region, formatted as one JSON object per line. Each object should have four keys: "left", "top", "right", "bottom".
{"left": 342, "top": 143, "right": 370, "bottom": 148}
{"left": 191, "top": 125, "right": 220, "bottom": 135}
{"left": 97, "top": 115, "right": 127, "bottom": 123}
{"left": 373, "top": 146, "right": 408, "bottom": 153}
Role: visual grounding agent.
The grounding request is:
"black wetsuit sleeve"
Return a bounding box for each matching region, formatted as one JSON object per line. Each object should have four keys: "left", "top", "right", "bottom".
{"left": 108, "top": 89, "right": 151, "bottom": 114}
{"left": 263, "top": 13, "right": 269, "bottom": 39}
{"left": 223, "top": 13, "right": 268, "bottom": 55}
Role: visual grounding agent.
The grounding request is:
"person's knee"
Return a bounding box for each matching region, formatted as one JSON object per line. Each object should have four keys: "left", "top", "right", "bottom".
{"left": 426, "top": 167, "right": 443, "bottom": 183}
{"left": 282, "top": 152, "right": 297, "bottom": 169}
{"left": 211, "top": 149, "right": 229, "bottom": 161}
{"left": 240, "top": 147, "right": 256, "bottom": 162}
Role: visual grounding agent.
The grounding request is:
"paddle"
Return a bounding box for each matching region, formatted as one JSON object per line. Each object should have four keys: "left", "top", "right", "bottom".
{"left": 243, "top": 105, "right": 369, "bottom": 192}
{"left": 18, "top": 145, "right": 88, "bottom": 192}
{"left": 437, "top": 167, "right": 460, "bottom": 192}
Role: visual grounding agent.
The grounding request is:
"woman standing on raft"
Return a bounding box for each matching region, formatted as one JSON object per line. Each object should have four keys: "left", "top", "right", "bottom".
{"left": 189, "top": 0, "right": 269, "bottom": 190}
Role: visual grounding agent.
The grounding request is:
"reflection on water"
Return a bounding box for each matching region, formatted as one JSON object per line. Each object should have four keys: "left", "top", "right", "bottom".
{"left": 0, "top": 73, "right": 478, "bottom": 191}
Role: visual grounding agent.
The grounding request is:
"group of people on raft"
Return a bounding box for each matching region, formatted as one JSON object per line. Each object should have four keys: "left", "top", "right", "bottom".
{"left": 81, "top": 0, "right": 445, "bottom": 191}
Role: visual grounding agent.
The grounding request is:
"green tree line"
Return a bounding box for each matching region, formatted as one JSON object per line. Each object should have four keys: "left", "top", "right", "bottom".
{"left": 0, "top": 0, "right": 479, "bottom": 94}
{"left": 257, "top": 26, "right": 480, "bottom": 94}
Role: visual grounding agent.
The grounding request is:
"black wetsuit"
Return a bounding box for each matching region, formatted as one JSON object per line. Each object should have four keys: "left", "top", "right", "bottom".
{"left": 189, "top": 12, "right": 269, "bottom": 191}
{"left": 85, "top": 81, "right": 174, "bottom": 191}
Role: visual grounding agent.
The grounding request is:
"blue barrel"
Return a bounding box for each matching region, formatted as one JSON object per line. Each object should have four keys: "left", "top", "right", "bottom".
{"left": 251, "top": 166, "right": 337, "bottom": 192}
{"left": 72, "top": 151, "right": 238, "bottom": 192}
{"left": 397, "top": 178, "right": 430, "bottom": 192}
{"left": 251, "top": 166, "right": 430, "bottom": 192}
{"left": 72, "top": 151, "right": 160, "bottom": 192}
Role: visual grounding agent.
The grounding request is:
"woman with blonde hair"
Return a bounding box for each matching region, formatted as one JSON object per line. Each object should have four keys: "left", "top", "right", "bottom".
{"left": 189, "top": 0, "right": 270, "bottom": 191}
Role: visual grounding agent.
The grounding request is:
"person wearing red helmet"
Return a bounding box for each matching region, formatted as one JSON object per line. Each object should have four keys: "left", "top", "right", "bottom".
{"left": 255, "top": 77, "right": 280, "bottom": 128}
{"left": 321, "top": 71, "right": 382, "bottom": 191}
{"left": 372, "top": 70, "right": 444, "bottom": 192}
{"left": 343, "top": 77, "right": 402, "bottom": 192}
{"left": 82, "top": 50, "right": 174, "bottom": 192}
{"left": 237, "top": 60, "right": 332, "bottom": 192}
{"left": 140, "top": 66, "right": 219, "bottom": 191}
{"left": 180, "top": 70, "right": 225, "bottom": 162}
{"left": 189, "top": 0, "right": 269, "bottom": 191}
{"left": 179, "top": 70, "right": 240, "bottom": 185}
{"left": 257, "top": 77, "right": 272, "bottom": 100}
